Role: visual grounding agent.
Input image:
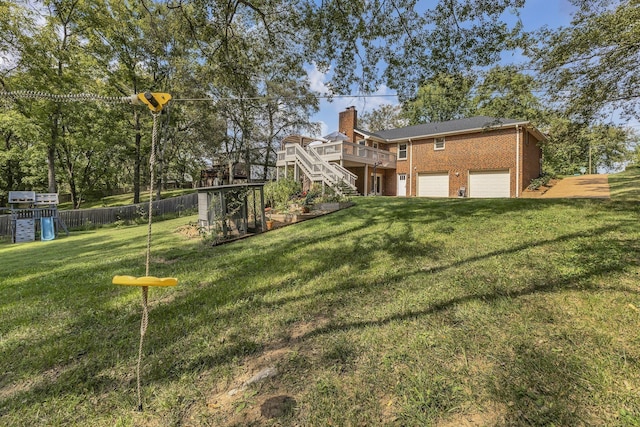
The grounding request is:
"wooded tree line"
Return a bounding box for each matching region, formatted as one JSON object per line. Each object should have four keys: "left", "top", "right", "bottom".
{"left": 1, "top": 0, "right": 637, "bottom": 207}
{"left": 359, "top": 0, "right": 639, "bottom": 176}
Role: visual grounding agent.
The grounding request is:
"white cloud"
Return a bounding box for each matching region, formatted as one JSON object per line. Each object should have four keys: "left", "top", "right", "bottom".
{"left": 307, "top": 64, "right": 400, "bottom": 134}
{"left": 321, "top": 85, "right": 399, "bottom": 130}
{"left": 355, "top": 85, "right": 399, "bottom": 114}
{"left": 309, "top": 121, "right": 329, "bottom": 138}
{"left": 306, "top": 62, "right": 332, "bottom": 95}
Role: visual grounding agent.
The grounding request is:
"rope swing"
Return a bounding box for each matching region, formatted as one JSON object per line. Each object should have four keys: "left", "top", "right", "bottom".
{"left": 1, "top": 89, "right": 177, "bottom": 411}
{"left": 112, "top": 92, "right": 177, "bottom": 412}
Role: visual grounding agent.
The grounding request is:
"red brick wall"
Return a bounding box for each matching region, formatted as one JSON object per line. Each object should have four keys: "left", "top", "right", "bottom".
{"left": 521, "top": 129, "right": 544, "bottom": 190}
{"left": 383, "top": 169, "right": 395, "bottom": 195}
{"left": 393, "top": 128, "right": 530, "bottom": 197}
{"left": 339, "top": 107, "right": 357, "bottom": 143}
{"left": 346, "top": 166, "right": 396, "bottom": 196}
{"left": 346, "top": 166, "right": 366, "bottom": 195}
{"left": 338, "top": 111, "right": 543, "bottom": 197}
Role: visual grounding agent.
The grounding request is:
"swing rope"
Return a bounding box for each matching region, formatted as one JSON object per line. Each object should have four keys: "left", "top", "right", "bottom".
{"left": 134, "top": 110, "right": 161, "bottom": 411}
{"left": 1, "top": 88, "right": 176, "bottom": 411}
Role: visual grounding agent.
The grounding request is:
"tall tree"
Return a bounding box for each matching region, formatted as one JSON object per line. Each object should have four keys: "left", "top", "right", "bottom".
{"left": 6, "top": 0, "right": 99, "bottom": 204}
{"left": 359, "top": 104, "right": 407, "bottom": 132}
{"left": 543, "top": 118, "right": 634, "bottom": 175}
{"left": 473, "top": 65, "right": 546, "bottom": 123}
{"left": 531, "top": 0, "right": 640, "bottom": 121}
{"left": 402, "top": 72, "right": 476, "bottom": 124}
{"left": 87, "top": 0, "right": 174, "bottom": 203}
{"left": 0, "top": 110, "right": 46, "bottom": 205}
{"left": 304, "top": 0, "right": 525, "bottom": 96}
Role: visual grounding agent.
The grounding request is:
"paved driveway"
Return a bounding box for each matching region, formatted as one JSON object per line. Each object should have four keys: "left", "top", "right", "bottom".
{"left": 541, "top": 174, "right": 610, "bottom": 198}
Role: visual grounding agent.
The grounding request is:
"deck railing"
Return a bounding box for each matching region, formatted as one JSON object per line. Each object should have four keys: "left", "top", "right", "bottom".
{"left": 280, "top": 144, "right": 358, "bottom": 193}
{"left": 309, "top": 141, "right": 396, "bottom": 168}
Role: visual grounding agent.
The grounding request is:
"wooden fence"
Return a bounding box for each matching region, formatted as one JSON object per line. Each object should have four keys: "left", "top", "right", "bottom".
{"left": 0, "top": 193, "right": 198, "bottom": 238}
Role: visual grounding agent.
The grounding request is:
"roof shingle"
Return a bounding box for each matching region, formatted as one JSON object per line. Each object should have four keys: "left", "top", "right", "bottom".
{"left": 356, "top": 116, "right": 527, "bottom": 141}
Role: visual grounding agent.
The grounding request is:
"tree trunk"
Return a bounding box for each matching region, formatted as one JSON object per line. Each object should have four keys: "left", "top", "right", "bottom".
{"left": 48, "top": 112, "right": 59, "bottom": 193}
{"left": 263, "top": 111, "right": 275, "bottom": 180}
{"left": 58, "top": 143, "right": 79, "bottom": 209}
{"left": 245, "top": 147, "right": 251, "bottom": 182}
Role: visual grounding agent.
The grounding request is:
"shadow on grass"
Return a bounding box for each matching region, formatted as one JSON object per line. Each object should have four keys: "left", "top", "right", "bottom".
{"left": 1, "top": 196, "right": 640, "bottom": 424}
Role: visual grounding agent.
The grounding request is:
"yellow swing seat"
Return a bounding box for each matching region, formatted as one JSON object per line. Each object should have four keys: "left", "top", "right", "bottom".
{"left": 112, "top": 275, "right": 178, "bottom": 287}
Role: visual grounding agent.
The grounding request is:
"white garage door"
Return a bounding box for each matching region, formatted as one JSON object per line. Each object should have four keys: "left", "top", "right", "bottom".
{"left": 469, "top": 170, "right": 511, "bottom": 198}
{"left": 417, "top": 173, "right": 449, "bottom": 197}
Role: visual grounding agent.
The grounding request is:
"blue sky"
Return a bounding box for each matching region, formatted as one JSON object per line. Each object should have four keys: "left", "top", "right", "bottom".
{"left": 307, "top": 0, "right": 576, "bottom": 136}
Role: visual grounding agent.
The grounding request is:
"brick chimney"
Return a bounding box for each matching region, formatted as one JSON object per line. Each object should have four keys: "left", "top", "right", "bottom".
{"left": 338, "top": 106, "right": 357, "bottom": 143}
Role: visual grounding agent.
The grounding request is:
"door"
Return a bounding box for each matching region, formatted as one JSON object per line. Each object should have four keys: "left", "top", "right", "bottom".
{"left": 469, "top": 170, "right": 511, "bottom": 198}
{"left": 417, "top": 173, "right": 449, "bottom": 197}
{"left": 397, "top": 173, "right": 407, "bottom": 196}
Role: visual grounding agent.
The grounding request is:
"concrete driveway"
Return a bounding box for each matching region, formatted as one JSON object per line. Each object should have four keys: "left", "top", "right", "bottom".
{"left": 540, "top": 174, "right": 610, "bottom": 198}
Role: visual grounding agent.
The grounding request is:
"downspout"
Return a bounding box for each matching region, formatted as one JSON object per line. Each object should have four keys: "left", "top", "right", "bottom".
{"left": 409, "top": 138, "right": 413, "bottom": 196}
{"left": 515, "top": 125, "right": 520, "bottom": 198}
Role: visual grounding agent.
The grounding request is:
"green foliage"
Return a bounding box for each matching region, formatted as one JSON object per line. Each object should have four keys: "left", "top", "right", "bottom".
{"left": 263, "top": 178, "right": 301, "bottom": 211}
{"left": 531, "top": 0, "right": 640, "bottom": 121}
{"left": 358, "top": 104, "right": 407, "bottom": 132}
{"left": 543, "top": 117, "right": 634, "bottom": 175}
{"left": 403, "top": 72, "right": 476, "bottom": 125}
{"left": 4, "top": 183, "right": 640, "bottom": 424}
{"left": 473, "top": 65, "right": 546, "bottom": 124}
{"left": 528, "top": 174, "right": 551, "bottom": 190}
{"left": 304, "top": 0, "right": 525, "bottom": 95}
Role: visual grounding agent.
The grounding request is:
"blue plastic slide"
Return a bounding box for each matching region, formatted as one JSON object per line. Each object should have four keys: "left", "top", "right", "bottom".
{"left": 41, "top": 217, "right": 55, "bottom": 241}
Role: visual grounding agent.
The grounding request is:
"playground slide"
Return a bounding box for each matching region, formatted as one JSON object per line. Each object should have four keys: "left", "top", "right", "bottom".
{"left": 41, "top": 217, "right": 55, "bottom": 241}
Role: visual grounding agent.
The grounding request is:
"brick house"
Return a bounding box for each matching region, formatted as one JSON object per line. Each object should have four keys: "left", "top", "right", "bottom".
{"left": 276, "top": 107, "right": 545, "bottom": 198}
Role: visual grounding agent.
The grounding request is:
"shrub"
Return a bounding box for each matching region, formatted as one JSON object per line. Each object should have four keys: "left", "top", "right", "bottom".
{"left": 528, "top": 174, "right": 552, "bottom": 190}
{"left": 264, "top": 178, "right": 301, "bottom": 212}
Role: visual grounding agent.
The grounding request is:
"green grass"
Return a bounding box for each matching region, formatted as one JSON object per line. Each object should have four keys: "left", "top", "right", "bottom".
{"left": 57, "top": 188, "right": 194, "bottom": 210}
{"left": 609, "top": 165, "right": 640, "bottom": 201}
{"left": 1, "top": 170, "right": 640, "bottom": 425}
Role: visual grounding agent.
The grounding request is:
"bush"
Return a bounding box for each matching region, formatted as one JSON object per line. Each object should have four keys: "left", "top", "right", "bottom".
{"left": 264, "top": 178, "right": 301, "bottom": 212}
{"left": 528, "top": 174, "right": 552, "bottom": 190}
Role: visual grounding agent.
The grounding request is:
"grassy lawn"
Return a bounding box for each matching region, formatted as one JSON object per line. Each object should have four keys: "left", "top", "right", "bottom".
{"left": 57, "top": 188, "right": 195, "bottom": 210}
{"left": 2, "top": 170, "right": 640, "bottom": 426}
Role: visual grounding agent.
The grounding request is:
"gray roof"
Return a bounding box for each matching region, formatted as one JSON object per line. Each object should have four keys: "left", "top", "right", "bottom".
{"left": 323, "top": 131, "right": 350, "bottom": 142}
{"left": 356, "top": 116, "right": 528, "bottom": 142}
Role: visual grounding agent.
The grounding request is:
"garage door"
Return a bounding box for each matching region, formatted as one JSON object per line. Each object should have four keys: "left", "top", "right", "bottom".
{"left": 417, "top": 173, "right": 449, "bottom": 197}
{"left": 469, "top": 170, "right": 511, "bottom": 198}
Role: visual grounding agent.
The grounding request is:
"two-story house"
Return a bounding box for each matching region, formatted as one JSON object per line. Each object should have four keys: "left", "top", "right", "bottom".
{"left": 276, "top": 107, "right": 545, "bottom": 198}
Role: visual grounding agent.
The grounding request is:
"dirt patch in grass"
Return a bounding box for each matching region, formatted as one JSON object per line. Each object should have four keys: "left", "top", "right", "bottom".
{"left": 380, "top": 394, "right": 398, "bottom": 424}
{"left": 289, "top": 316, "right": 331, "bottom": 341}
{"left": 199, "top": 316, "right": 333, "bottom": 425}
{"left": 175, "top": 224, "right": 201, "bottom": 239}
{"left": 0, "top": 364, "right": 70, "bottom": 401}
{"left": 260, "top": 394, "right": 297, "bottom": 418}
{"left": 437, "top": 402, "right": 507, "bottom": 426}
{"left": 205, "top": 347, "right": 293, "bottom": 423}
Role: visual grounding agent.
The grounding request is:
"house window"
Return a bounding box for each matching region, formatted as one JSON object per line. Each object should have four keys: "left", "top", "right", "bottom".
{"left": 398, "top": 143, "right": 407, "bottom": 159}
{"left": 372, "top": 142, "right": 378, "bottom": 149}
{"left": 358, "top": 139, "right": 366, "bottom": 145}
{"left": 434, "top": 137, "right": 445, "bottom": 150}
